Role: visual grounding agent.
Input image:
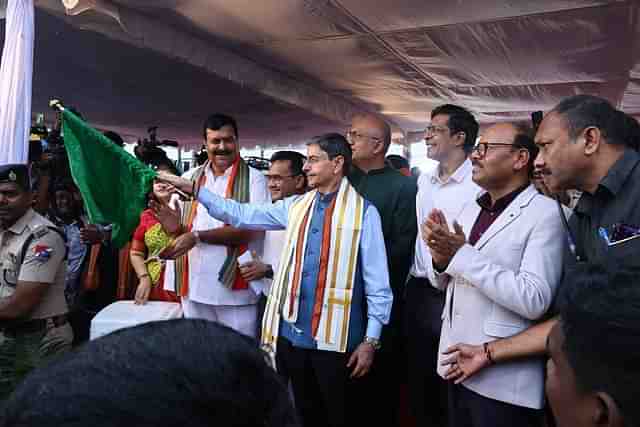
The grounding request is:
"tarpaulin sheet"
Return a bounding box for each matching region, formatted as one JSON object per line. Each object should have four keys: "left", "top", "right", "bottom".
{"left": 26, "top": 0, "right": 640, "bottom": 145}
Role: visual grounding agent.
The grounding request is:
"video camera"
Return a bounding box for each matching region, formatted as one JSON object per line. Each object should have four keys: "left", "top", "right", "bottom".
{"left": 134, "top": 126, "right": 180, "bottom": 170}
{"left": 30, "top": 111, "right": 72, "bottom": 181}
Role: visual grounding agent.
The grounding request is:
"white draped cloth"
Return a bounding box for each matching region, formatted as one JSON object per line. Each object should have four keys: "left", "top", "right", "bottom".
{"left": 0, "top": 0, "right": 34, "bottom": 165}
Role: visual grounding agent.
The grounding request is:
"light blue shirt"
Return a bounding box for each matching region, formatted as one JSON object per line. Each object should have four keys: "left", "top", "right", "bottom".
{"left": 197, "top": 187, "right": 393, "bottom": 339}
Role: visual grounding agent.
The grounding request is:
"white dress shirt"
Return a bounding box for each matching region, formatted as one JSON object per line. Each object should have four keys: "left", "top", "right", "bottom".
{"left": 411, "top": 159, "right": 481, "bottom": 279}
{"left": 260, "top": 229, "right": 286, "bottom": 296}
{"left": 196, "top": 189, "right": 393, "bottom": 339}
{"left": 186, "top": 164, "right": 269, "bottom": 306}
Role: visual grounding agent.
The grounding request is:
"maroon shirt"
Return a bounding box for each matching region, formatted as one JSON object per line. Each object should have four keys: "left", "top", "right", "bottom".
{"left": 468, "top": 185, "right": 528, "bottom": 245}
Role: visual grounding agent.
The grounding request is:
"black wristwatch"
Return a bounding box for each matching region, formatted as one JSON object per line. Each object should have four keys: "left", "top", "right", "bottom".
{"left": 265, "top": 265, "right": 274, "bottom": 279}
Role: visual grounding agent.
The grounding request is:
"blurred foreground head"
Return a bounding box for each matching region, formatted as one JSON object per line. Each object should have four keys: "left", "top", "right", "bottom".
{"left": 0, "top": 319, "right": 299, "bottom": 427}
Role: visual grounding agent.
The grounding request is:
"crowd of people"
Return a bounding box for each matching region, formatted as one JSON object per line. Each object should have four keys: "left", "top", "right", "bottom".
{"left": 0, "top": 94, "right": 639, "bottom": 427}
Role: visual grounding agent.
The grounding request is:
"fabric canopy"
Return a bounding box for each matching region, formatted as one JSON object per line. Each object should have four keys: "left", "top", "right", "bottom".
{"left": 15, "top": 0, "right": 640, "bottom": 147}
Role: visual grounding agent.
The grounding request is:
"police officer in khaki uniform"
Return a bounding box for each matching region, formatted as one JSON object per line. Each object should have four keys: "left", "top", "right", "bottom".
{"left": 0, "top": 164, "right": 72, "bottom": 399}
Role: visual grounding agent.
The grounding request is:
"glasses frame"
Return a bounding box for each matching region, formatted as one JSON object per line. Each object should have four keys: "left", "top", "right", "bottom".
{"left": 472, "top": 142, "right": 522, "bottom": 157}
{"left": 424, "top": 125, "right": 451, "bottom": 135}
{"left": 346, "top": 130, "right": 382, "bottom": 144}
{"left": 265, "top": 173, "right": 301, "bottom": 183}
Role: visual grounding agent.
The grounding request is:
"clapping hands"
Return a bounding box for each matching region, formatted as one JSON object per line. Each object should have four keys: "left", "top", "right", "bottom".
{"left": 422, "top": 209, "right": 466, "bottom": 270}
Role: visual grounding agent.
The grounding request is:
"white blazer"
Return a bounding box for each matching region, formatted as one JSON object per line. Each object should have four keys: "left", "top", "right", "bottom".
{"left": 428, "top": 184, "right": 564, "bottom": 409}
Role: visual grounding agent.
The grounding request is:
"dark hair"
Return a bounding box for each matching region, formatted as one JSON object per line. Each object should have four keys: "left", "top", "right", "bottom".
{"left": 621, "top": 113, "right": 640, "bottom": 151}
{"left": 103, "top": 130, "right": 124, "bottom": 147}
{"left": 306, "top": 133, "right": 352, "bottom": 175}
{"left": 271, "top": 150, "right": 307, "bottom": 187}
{"left": 558, "top": 263, "right": 640, "bottom": 427}
{"left": 511, "top": 122, "right": 538, "bottom": 175}
{"left": 270, "top": 151, "right": 307, "bottom": 177}
{"left": 202, "top": 113, "right": 238, "bottom": 140}
{"left": 50, "top": 181, "right": 81, "bottom": 218}
{"left": 386, "top": 154, "right": 410, "bottom": 170}
{"left": 150, "top": 159, "right": 179, "bottom": 175}
{"left": 431, "top": 104, "right": 479, "bottom": 154}
{"left": 0, "top": 319, "right": 298, "bottom": 427}
{"left": 552, "top": 95, "right": 635, "bottom": 148}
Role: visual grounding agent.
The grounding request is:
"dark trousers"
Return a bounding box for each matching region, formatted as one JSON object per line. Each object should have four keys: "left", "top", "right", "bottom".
{"left": 277, "top": 337, "right": 353, "bottom": 427}
{"left": 405, "top": 275, "right": 447, "bottom": 426}
{"left": 256, "top": 293, "right": 268, "bottom": 340}
{"left": 448, "top": 383, "right": 543, "bottom": 427}
{"left": 352, "top": 298, "right": 405, "bottom": 427}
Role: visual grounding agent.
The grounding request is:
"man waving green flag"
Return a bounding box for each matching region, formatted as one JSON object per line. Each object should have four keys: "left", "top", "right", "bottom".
{"left": 61, "top": 109, "right": 156, "bottom": 248}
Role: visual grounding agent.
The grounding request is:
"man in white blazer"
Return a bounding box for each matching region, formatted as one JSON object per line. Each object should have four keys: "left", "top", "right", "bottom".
{"left": 423, "top": 122, "right": 565, "bottom": 427}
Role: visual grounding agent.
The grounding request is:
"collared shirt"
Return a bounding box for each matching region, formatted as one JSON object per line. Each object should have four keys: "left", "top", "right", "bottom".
{"left": 349, "top": 165, "right": 417, "bottom": 294}
{"left": 0, "top": 209, "right": 67, "bottom": 319}
{"left": 261, "top": 229, "right": 286, "bottom": 296}
{"left": 411, "top": 159, "right": 481, "bottom": 278}
{"left": 49, "top": 216, "right": 88, "bottom": 306}
{"left": 185, "top": 163, "right": 269, "bottom": 306}
{"left": 469, "top": 185, "right": 528, "bottom": 245}
{"left": 569, "top": 149, "right": 640, "bottom": 265}
{"left": 197, "top": 187, "right": 393, "bottom": 340}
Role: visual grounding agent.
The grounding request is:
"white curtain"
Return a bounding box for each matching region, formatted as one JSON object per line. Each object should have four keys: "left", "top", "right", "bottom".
{"left": 0, "top": 0, "right": 34, "bottom": 165}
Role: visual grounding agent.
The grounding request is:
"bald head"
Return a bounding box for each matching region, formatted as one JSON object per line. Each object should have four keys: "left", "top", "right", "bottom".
{"left": 483, "top": 122, "right": 537, "bottom": 171}
{"left": 483, "top": 122, "right": 518, "bottom": 142}
{"left": 352, "top": 113, "right": 391, "bottom": 149}
{"left": 347, "top": 113, "right": 393, "bottom": 171}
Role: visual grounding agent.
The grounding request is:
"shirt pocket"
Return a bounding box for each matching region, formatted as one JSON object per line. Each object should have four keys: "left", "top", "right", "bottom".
{"left": 607, "top": 235, "right": 640, "bottom": 265}
{"left": 483, "top": 319, "right": 526, "bottom": 338}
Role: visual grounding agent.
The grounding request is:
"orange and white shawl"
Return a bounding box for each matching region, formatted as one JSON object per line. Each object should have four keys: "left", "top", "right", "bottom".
{"left": 261, "top": 178, "right": 364, "bottom": 366}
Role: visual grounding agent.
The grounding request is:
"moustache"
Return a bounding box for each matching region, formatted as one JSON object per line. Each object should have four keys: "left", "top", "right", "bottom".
{"left": 212, "top": 149, "right": 233, "bottom": 156}
{"left": 533, "top": 169, "right": 552, "bottom": 178}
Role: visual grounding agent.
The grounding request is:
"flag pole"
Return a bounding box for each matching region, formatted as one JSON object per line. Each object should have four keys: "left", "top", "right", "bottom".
{"left": 49, "top": 99, "right": 66, "bottom": 112}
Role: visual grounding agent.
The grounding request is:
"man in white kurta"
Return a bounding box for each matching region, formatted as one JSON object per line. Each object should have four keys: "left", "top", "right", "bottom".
{"left": 161, "top": 114, "right": 268, "bottom": 338}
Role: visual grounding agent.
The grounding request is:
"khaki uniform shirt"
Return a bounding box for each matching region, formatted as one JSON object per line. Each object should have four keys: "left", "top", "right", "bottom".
{"left": 0, "top": 209, "right": 68, "bottom": 319}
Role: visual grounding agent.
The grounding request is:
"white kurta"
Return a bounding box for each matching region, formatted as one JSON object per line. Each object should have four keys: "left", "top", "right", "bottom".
{"left": 187, "top": 164, "right": 269, "bottom": 306}
{"left": 259, "top": 229, "right": 286, "bottom": 296}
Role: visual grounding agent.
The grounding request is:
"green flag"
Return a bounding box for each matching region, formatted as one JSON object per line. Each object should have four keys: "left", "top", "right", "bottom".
{"left": 62, "top": 109, "right": 157, "bottom": 248}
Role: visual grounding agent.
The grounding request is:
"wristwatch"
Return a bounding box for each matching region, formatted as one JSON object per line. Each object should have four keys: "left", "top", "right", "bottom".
{"left": 264, "top": 265, "right": 274, "bottom": 279}
{"left": 193, "top": 231, "right": 201, "bottom": 245}
{"left": 363, "top": 336, "right": 381, "bottom": 350}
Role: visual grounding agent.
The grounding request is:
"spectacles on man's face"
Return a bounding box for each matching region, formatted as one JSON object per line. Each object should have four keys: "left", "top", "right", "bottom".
{"left": 472, "top": 141, "right": 519, "bottom": 158}
{"left": 346, "top": 130, "right": 382, "bottom": 144}
{"left": 265, "top": 173, "right": 300, "bottom": 183}
{"left": 424, "top": 125, "right": 450, "bottom": 135}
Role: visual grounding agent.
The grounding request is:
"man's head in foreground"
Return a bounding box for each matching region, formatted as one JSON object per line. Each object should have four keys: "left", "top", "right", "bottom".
{"left": 547, "top": 264, "right": 640, "bottom": 427}
{"left": 1, "top": 319, "right": 299, "bottom": 427}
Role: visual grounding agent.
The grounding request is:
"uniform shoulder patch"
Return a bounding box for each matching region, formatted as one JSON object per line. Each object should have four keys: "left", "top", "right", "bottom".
{"left": 32, "top": 225, "right": 50, "bottom": 239}
{"left": 33, "top": 244, "right": 54, "bottom": 261}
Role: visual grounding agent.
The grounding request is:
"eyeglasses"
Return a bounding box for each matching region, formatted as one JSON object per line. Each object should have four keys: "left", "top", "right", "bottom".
{"left": 207, "top": 136, "right": 236, "bottom": 145}
{"left": 472, "top": 142, "right": 520, "bottom": 157}
{"left": 265, "top": 174, "right": 300, "bottom": 183}
{"left": 425, "top": 125, "right": 450, "bottom": 135}
{"left": 346, "top": 130, "right": 382, "bottom": 144}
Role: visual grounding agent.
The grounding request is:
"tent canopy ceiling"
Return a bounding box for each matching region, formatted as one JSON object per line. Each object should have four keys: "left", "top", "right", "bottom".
{"left": 15, "top": 0, "right": 640, "bottom": 147}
